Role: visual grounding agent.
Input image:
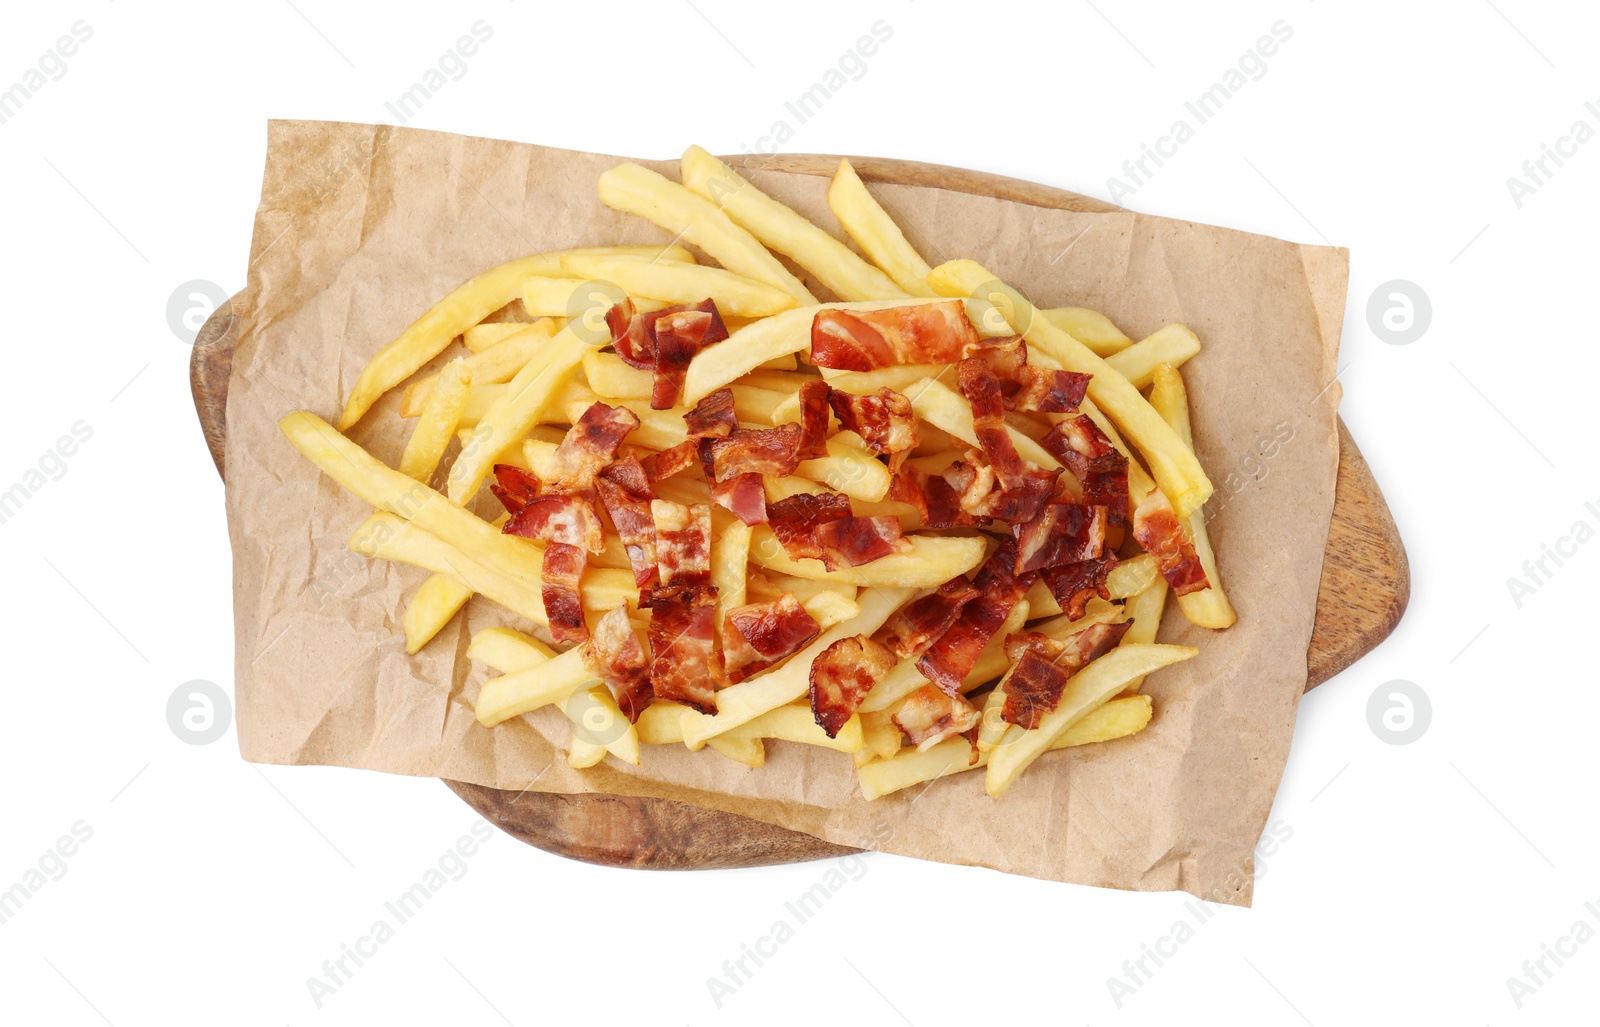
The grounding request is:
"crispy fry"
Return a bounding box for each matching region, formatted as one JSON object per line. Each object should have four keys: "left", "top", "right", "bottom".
{"left": 905, "top": 377, "right": 1062, "bottom": 471}
{"left": 348, "top": 512, "right": 546, "bottom": 625}
{"left": 1149, "top": 363, "right": 1235, "bottom": 628}
{"left": 826, "top": 157, "right": 937, "bottom": 298}
{"left": 826, "top": 363, "right": 956, "bottom": 397}
{"left": 707, "top": 736, "right": 766, "bottom": 767}
{"left": 466, "top": 628, "right": 638, "bottom": 765}
{"left": 1104, "top": 324, "right": 1201, "bottom": 390}
{"left": 463, "top": 322, "right": 530, "bottom": 353}
{"left": 794, "top": 431, "right": 891, "bottom": 502}
{"left": 561, "top": 252, "right": 798, "bottom": 317}
{"left": 522, "top": 275, "right": 670, "bottom": 320}
{"left": 729, "top": 384, "right": 791, "bottom": 425}
{"left": 401, "top": 573, "right": 473, "bottom": 654}
{"left": 797, "top": 588, "right": 860, "bottom": 630}
{"left": 748, "top": 528, "right": 986, "bottom": 589}
{"left": 582, "top": 349, "right": 654, "bottom": 401}
{"left": 397, "top": 357, "right": 472, "bottom": 483}
{"left": 1117, "top": 573, "right": 1170, "bottom": 695}
{"left": 1040, "top": 307, "right": 1133, "bottom": 356}
{"left": 400, "top": 319, "right": 557, "bottom": 417}
{"left": 712, "top": 520, "right": 752, "bottom": 631}
{"left": 563, "top": 398, "right": 687, "bottom": 452}
{"left": 475, "top": 645, "right": 596, "bottom": 727}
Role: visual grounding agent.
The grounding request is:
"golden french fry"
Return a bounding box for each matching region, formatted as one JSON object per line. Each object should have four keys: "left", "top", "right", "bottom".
{"left": 475, "top": 645, "right": 596, "bottom": 727}
{"left": 1040, "top": 307, "right": 1134, "bottom": 356}
{"left": 582, "top": 349, "right": 653, "bottom": 401}
{"left": 985, "top": 645, "right": 1196, "bottom": 796}
{"left": 401, "top": 319, "right": 557, "bottom": 417}
{"left": 1104, "top": 324, "right": 1201, "bottom": 390}
{"left": 1118, "top": 573, "right": 1170, "bottom": 695}
{"left": 712, "top": 520, "right": 752, "bottom": 631}
{"left": 398, "top": 357, "right": 472, "bottom": 483}
{"left": 905, "top": 377, "right": 1062, "bottom": 471}
{"left": 729, "top": 384, "right": 790, "bottom": 425}
{"left": 336, "top": 245, "right": 692, "bottom": 429}
{"left": 716, "top": 704, "right": 864, "bottom": 753}
{"left": 561, "top": 253, "right": 798, "bottom": 317}
{"left": 826, "top": 363, "right": 956, "bottom": 397}
{"left": 858, "top": 599, "right": 1029, "bottom": 714}
{"left": 928, "top": 260, "right": 1213, "bottom": 518}
{"left": 795, "top": 431, "right": 891, "bottom": 502}
{"left": 401, "top": 572, "right": 473, "bottom": 654}
{"left": 597, "top": 162, "right": 817, "bottom": 304}
{"left": 465, "top": 626, "right": 557, "bottom": 669}
{"left": 797, "top": 589, "right": 860, "bottom": 630}
{"left": 349, "top": 512, "right": 546, "bottom": 625}
{"left": 748, "top": 528, "right": 985, "bottom": 589}
{"left": 826, "top": 157, "right": 937, "bottom": 298}
{"left": 1149, "top": 363, "right": 1235, "bottom": 629}
{"left": 463, "top": 322, "right": 530, "bottom": 353}
{"left": 680, "top": 146, "right": 905, "bottom": 302}
{"left": 708, "top": 736, "right": 766, "bottom": 767}
{"left": 739, "top": 369, "right": 817, "bottom": 394}
{"left": 521, "top": 275, "right": 669, "bottom": 320}
{"left": 563, "top": 398, "right": 688, "bottom": 452}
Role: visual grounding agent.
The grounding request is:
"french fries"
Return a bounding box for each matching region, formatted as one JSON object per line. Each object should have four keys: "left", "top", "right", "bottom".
{"left": 348, "top": 512, "right": 546, "bottom": 625}
{"left": 402, "top": 572, "right": 473, "bottom": 653}
{"left": 400, "top": 319, "right": 557, "bottom": 417}
{"left": 826, "top": 157, "right": 937, "bottom": 298}
{"left": 1104, "top": 324, "right": 1201, "bottom": 390}
{"left": 1149, "top": 364, "right": 1235, "bottom": 629}
{"left": 560, "top": 252, "right": 798, "bottom": 318}
{"left": 397, "top": 357, "right": 471, "bottom": 483}
{"left": 463, "top": 322, "right": 530, "bottom": 353}
{"left": 1040, "top": 307, "right": 1134, "bottom": 356}
{"left": 748, "top": 529, "right": 986, "bottom": 589}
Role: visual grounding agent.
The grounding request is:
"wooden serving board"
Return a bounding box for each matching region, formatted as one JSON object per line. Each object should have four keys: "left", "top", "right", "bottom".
{"left": 195, "top": 154, "right": 1408, "bottom": 870}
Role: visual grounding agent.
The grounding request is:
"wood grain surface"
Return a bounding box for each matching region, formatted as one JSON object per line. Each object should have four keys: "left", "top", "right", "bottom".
{"left": 195, "top": 154, "right": 1408, "bottom": 870}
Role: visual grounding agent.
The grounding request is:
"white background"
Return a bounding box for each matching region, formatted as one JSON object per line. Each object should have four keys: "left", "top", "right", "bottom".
{"left": 2, "top": 1, "right": 1595, "bottom": 1024}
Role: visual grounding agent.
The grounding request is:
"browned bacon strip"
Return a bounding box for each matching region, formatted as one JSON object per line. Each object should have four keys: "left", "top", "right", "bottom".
{"left": 767, "top": 490, "right": 852, "bottom": 560}
{"left": 999, "top": 621, "right": 1132, "bottom": 728}
{"left": 1013, "top": 502, "right": 1108, "bottom": 575}
{"left": 813, "top": 515, "right": 912, "bottom": 569}
{"left": 544, "top": 402, "right": 641, "bottom": 492}
{"left": 961, "top": 335, "right": 1090, "bottom": 413}
{"left": 651, "top": 500, "right": 712, "bottom": 588}
{"left": 877, "top": 578, "right": 981, "bottom": 660}
{"left": 890, "top": 463, "right": 980, "bottom": 529}
{"left": 720, "top": 594, "right": 820, "bottom": 683}
{"left": 796, "top": 378, "right": 832, "bottom": 460}
{"left": 684, "top": 388, "right": 737, "bottom": 440}
{"left": 1043, "top": 414, "right": 1130, "bottom": 523}
{"left": 809, "top": 300, "right": 979, "bottom": 370}
{"left": 541, "top": 542, "right": 589, "bottom": 645}
{"left": 581, "top": 605, "right": 652, "bottom": 722}
{"left": 503, "top": 493, "right": 606, "bottom": 553}
{"left": 645, "top": 586, "right": 723, "bottom": 713}
{"left": 829, "top": 387, "right": 919, "bottom": 471}
{"left": 710, "top": 472, "right": 768, "bottom": 526}
{"left": 1041, "top": 554, "right": 1118, "bottom": 621}
{"left": 893, "top": 684, "right": 982, "bottom": 750}
{"left": 641, "top": 440, "right": 699, "bottom": 482}
{"left": 652, "top": 302, "right": 728, "bottom": 409}
{"left": 916, "top": 538, "right": 1035, "bottom": 694}
{"left": 809, "top": 635, "right": 896, "bottom": 738}
{"left": 705, "top": 423, "right": 803, "bottom": 481}
{"left": 1131, "top": 486, "right": 1209, "bottom": 595}
{"left": 596, "top": 461, "right": 657, "bottom": 588}
{"left": 489, "top": 463, "right": 542, "bottom": 514}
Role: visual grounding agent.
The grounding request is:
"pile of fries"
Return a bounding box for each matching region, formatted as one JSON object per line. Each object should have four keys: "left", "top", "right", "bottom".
{"left": 280, "top": 146, "right": 1236, "bottom": 799}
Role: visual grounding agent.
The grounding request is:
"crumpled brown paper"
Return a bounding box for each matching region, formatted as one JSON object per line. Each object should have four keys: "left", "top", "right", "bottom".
{"left": 226, "top": 120, "right": 1345, "bottom": 905}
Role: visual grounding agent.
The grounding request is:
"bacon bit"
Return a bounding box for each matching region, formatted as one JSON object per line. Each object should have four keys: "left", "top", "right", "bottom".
{"left": 541, "top": 542, "right": 589, "bottom": 645}
{"left": 581, "top": 605, "right": 652, "bottom": 722}
{"left": 641, "top": 440, "right": 699, "bottom": 482}
{"left": 710, "top": 472, "right": 768, "bottom": 525}
{"left": 1041, "top": 555, "right": 1119, "bottom": 621}
{"left": 1013, "top": 502, "right": 1108, "bottom": 575}
{"left": 829, "top": 387, "right": 919, "bottom": 471}
{"left": 1000, "top": 622, "right": 1132, "bottom": 729}
{"left": 893, "top": 684, "right": 982, "bottom": 750}
{"left": 767, "top": 490, "right": 852, "bottom": 560}
{"left": 651, "top": 500, "right": 712, "bottom": 588}
{"left": 809, "top": 300, "right": 979, "bottom": 370}
{"left": 605, "top": 299, "right": 649, "bottom": 367}
{"left": 891, "top": 463, "right": 980, "bottom": 529}
{"left": 541, "top": 402, "right": 641, "bottom": 492}
{"left": 961, "top": 335, "right": 1029, "bottom": 385}
{"left": 809, "top": 635, "right": 896, "bottom": 738}
{"left": 1131, "top": 486, "right": 1209, "bottom": 595}
{"left": 489, "top": 463, "right": 543, "bottom": 514}
{"left": 684, "top": 388, "right": 738, "bottom": 440}
{"left": 645, "top": 586, "right": 724, "bottom": 713}
{"left": 598, "top": 454, "right": 653, "bottom": 497}
{"left": 652, "top": 302, "right": 729, "bottom": 409}
{"left": 916, "top": 538, "right": 1035, "bottom": 694}
{"left": 961, "top": 335, "right": 1090, "bottom": 413}
{"left": 813, "top": 515, "right": 913, "bottom": 569}
{"left": 796, "top": 378, "right": 832, "bottom": 460}
{"left": 503, "top": 493, "right": 606, "bottom": 553}
{"left": 721, "top": 594, "right": 821, "bottom": 683}
{"left": 1043, "top": 414, "right": 1130, "bottom": 523}
{"left": 595, "top": 473, "right": 657, "bottom": 588}
{"left": 877, "top": 578, "right": 981, "bottom": 660}
{"left": 705, "top": 423, "right": 803, "bottom": 481}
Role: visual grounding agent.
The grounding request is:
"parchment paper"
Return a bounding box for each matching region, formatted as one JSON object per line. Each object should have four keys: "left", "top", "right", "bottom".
{"left": 226, "top": 121, "right": 1345, "bottom": 905}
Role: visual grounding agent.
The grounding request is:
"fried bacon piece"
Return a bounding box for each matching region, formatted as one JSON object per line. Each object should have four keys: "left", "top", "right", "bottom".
{"left": 684, "top": 388, "right": 738, "bottom": 440}
{"left": 957, "top": 359, "right": 1062, "bottom": 523}
{"left": 1043, "top": 414, "right": 1130, "bottom": 523}
{"left": 890, "top": 462, "right": 981, "bottom": 529}
{"left": 596, "top": 460, "right": 657, "bottom": 588}
{"left": 541, "top": 542, "right": 589, "bottom": 645}
{"left": 877, "top": 577, "right": 981, "bottom": 661}
{"left": 606, "top": 299, "right": 730, "bottom": 409}
{"left": 809, "top": 300, "right": 980, "bottom": 371}
{"left": 796, "top": 378, "right": 832, "bottom": 460}
{"left": 916, "top": 538, "right": 1035, "bottom": 694}
{"left": 710, "top": 472, "right": 768, "bottom": 526}
{"left": 829, "top": 387, "right": 919, "bottom": 471}
{"left": 645, "top": 585, "right": 723, "bottom": 714}
{"left": 651, "top": 500, "right": 712, "bottom": 588}
{"left": 503, "top": 493, "right": 606, "bottom": 553}
{"left": 813, "top": 515, "right": 912, "bottom": 569}
{"left": 961, "top": 335, "right": 1090, "bottom": 413}
{"left": 1041, "top": 554, "right": 1118, "bottom": 621}
{"left": 704, "top": 423, "right": 803, "bottom": 481}
{"left": 893, "top": 684, "right": 982, "bottom": 750}
{"left": 1013, "top": 502, "right": 1108, "bottom": 575}
{"left": 767, "top": 490, "right": 852, "bottom": 561}
{"left": 1000, "top": 622, "right": 1132, "bottom": 729}
{"left": 720, "top": 594, "right": 821, "bottom": 683}
{"left": 542, "top": 402, "right": 641, "bottom": 492}
{"left": 489, "top": 464, "right": 542, "bottom": 514}
{"left": 1131, "top": 485, "right": 1209, "bottom": 596}
{"left": 641, "top": 440, "right": 699, "bottom": 482}
{"left": 581, "top": 605, "right": 652, "bottom": 722}
{"left": 809, "top": 635, "right": 896, "bottom": 738}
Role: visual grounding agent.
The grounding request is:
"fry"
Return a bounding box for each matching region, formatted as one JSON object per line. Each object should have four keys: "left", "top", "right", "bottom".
{"left": 561, "top": 252, "right": 798, "bottom": 317}
{"left": 465, "top": 625, "right": 557, "bottom": 668}
{"left": 463, "top": 322, "right": 530, "bottom": 353}
{"left": 1022, "top": 553, "right": 1160, "bottom": 618}
{"left": 826, "top": 363, "right": 956, "bottom": 397}
{"left": 708, "top": 736, "right": 766, "bottom": 767}
{"left": 1040, "top": 307, "right": 1133, "bottom": 356}
{"left": 826, "top": 157, "right": 937, "bottom": 298}
{"left": 797, "top": 588, "right": 860, "bottom": 630}
{"left": 466, "top": 628, "right": 638, "bottom": 765}
{"left": 597, "top": 162, "right": 817, "bottom": 304}
{"left": 582, "top": 349, "right": 653, "bottom": 401}
{"left": 522, "top": 275, "right": 669, "bottom": 320}
{"left": 1104, "top": 324, "right": 1201, "bottom": 390}
{"left": 748, "top": 528, "right": 986, "bottom": 589}
{"left": 928, "top": 260, "right": 1213, "bottom": 518}
{"left": 739, "top": 369, "right": 817, "bottom": 394}
{"left": 400, "top": 319, "right": 557, "bottom": 417}
{"left": 1149, "top": 363, "right": 1235, "bottom": 628}
{"left": 985, "top": 645, "right": 1196, "bottom": 796}
{"left": 858, "top": 598, "right": 1030, "bottom": 714}
{"left": 680, "top": 146, "right": 905, "bottom": 302}
{"left": 712, "top": 520, "right": 752, "bottom": 631}
{"left": 336, "top": 245, "right": 692, "bottom": 429}
{"left": 397, "top": 357, "right": 472, "bottom": 483}
{"left": 711, "top": 704, "right": 864, "bottom": 753}
{"left": 349, "top": 512, "right": 546, "bottom": 625}
{"left": 1117, "top": 573, "right": 1169, "bottom": 695}
{"left": 794, "top": 431, "right": 891, "bottom": 502}
{"left": 401, "top": 573, "right": 473, "bottom": 653}
{"left": 563, "top": 398, "right": 688, "bottom": 452}
{"left": 858, "top": 695, "right": 1154, "bottom": 800}
{"left": 475, "top": 645, "right": 596, "bottom": 727}
{"left": 729, "top": 384, "right": 791, "bottom": 425}
{"left": 905, "top": 377, "right": 1062, "bottom": 472}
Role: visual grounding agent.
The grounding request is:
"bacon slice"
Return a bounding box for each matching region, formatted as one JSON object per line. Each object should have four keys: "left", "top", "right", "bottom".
{"left": 1131, "top": 486, "right": 1209, "bottom": 596}
{"left": 641, "top": 440, "right": 699, "bottom": 482}
{"left": 795, "top": 378, "right": 832, "bottom": 460}
{"left": 829, "top": 387, "right": 919, "bottom": 471}
{"left": 893, "top": 684, "right": 982, "bottom": 750}
{"left": 1000, "top": 622, "right": 1132, "bottom": 729}
{"left": 710, "top": 472, "right": 768, "bottom": 526}
{"left": 957, "top": 358, "right": 1062, "bottom": 523}
{"left": 544, "top": 402, "right": 641, "bottom": 492}
{"left": 720, "top": 594, "right": 821, "bottom": 683}
{"left": 595, "top": 461, "right": 657, "bottom": 588}
{"left": 581, "top": 605, "right": 652, "bottom": 722}
{"left": 877, "top": 578, "right": 981, "bottom": 660}
{"left": 541, "top": 542, "right": 589, "bottom": 645}
{"left": 503, "top": 493, "right": 606, "bottom": 553}
{"left": 1041, "top": 554, "right": 1118, "bottom": 621}
{"left": 809, "top": 635, "right": 896, "bottom": 738}
{"left": 961, "top": 335, "right": 1090, "bottom": 413}
{"left": 705, "top": 423, "right": 803, "bottom": 481}
{"left": 606, "top": 298, "right": 651, "bottom": 368}
{"left": 1043, "top": 414, "right": 1130, "bottom": 523}
{"left": 1013, "top": 502, "right": 1108, "bottom": 575}
{"left": 684, "top": 388, "right": 738, "bottom": 440}
{"left": 489, "top": 463, "right": 542, "bottom": 514}
{"left": 809, "top": 300, "right": 979, "bottom": 370}
{"left": 813, "top": 515, "right": 912, "bottom": 569}
{"left": 890, "top": 462, "right": 981, "bottom": 529}
{"left": 767, "top": 490, "right": 852, "bottom": 560}
{"left": 651, "top": 500, "right": 712, "bottom": 588}
{"left": 645, "top": 586, "right": 723, "bottom": 713}
{"left": 652, "top": 302, "right": 729, "bottom": 409}
{"left": 917, "top": 538, "right": 1034, "bottom": 694}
